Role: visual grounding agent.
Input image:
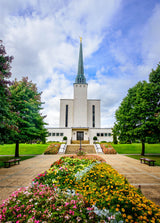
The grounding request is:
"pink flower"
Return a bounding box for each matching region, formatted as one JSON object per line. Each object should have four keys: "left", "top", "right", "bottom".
{"left": 69, "top": 210, "right": 74, "bottom": 215}
{"left": 65, "top": 202, "right": 70, "bottom": 207}
{"left": 64, "top": 214, "right": 70, "bottom": 219}
{"left": 87, "top": 207, "right": 94, "bottom": 211}
{"left": 71, "top": 200, "right": 76, "bottom": 204}
{"left": 72, "top": 205, "right": 77, "bottom": 209}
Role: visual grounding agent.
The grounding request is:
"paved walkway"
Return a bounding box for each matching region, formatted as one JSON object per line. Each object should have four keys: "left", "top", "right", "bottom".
{"left": 0, "top": 154, "right": 160, "bottom": 205}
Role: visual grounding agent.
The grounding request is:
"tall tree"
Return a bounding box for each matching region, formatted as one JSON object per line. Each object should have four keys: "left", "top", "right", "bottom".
{"left": 0, "top": 40, "right": 16, "bottom": 144}
{"left": 10, "top": 77, "right": 48, "bottom": 157}
{"left": 113, "top": 63, "right": 160, "bottom": 155}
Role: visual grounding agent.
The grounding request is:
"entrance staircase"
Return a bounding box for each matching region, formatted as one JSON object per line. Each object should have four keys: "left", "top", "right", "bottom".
{"left": 71, "top": 140, "right": 90, "bottom": 144}
{"left": 65, "top": 144, "right": 96, "bottom": 154}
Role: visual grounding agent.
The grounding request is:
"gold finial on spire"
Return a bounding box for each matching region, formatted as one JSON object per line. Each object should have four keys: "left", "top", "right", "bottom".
{"left": 80, "top": 36, "right": 82, "bottom": 42}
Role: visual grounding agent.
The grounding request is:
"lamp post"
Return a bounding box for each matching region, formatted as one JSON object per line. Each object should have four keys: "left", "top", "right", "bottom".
{"left": 80, "top": 134, "right": 82, "bottom": 152}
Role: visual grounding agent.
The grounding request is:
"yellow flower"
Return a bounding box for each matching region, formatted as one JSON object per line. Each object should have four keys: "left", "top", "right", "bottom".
{"left": 122, "top": 214, "right": 126, "bottom": 218}
{"left": 121, "top": 208, "right": 125, "bottom": 212}
{"left": 127, "top": 215, "right": 132, "bottom": 220}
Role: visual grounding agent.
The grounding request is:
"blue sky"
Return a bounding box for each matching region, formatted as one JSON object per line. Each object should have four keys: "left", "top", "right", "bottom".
{"left": 0, "top": 0, "right": 160, "bottom": 127}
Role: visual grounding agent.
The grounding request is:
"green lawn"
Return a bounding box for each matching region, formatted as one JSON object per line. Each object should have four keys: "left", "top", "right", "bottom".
{"left": 0, "top": 143, "right": 49, "bottom": 155}
{"left": 112, "top": 143, "right": 160, "bottom": 154}
{"left": 0, "top": 156, "right": 35, "bottom": 168}
{"left": 127, "top": 155, "right": 160, "bottom": 166}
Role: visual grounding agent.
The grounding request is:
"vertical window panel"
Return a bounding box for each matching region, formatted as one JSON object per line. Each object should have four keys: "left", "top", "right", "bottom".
{"left": 65, "top": 105, "right": 68, "bottom": 127}
{"left": 92, "top": 105, "right": 95, "bottom": 127}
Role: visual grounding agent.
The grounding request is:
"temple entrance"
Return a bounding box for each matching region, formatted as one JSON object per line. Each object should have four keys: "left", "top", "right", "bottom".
{"left": 77, "top": 131, "right": 84, "bottom": 141}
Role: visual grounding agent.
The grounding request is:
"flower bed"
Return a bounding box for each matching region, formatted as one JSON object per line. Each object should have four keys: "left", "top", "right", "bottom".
{"left": 0, "top": 183, "right": 100, "bottom": 222}
{"left": 0, "top": 156, "right": 160, "bottom": 222}
{"left": 101, "top": 143, "right": 117, "bottom": 154}
{"left": 44, "top": 143, "right": 60, "bottom": 154}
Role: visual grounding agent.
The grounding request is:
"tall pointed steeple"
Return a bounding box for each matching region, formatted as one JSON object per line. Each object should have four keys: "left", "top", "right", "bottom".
{"left": 75, "top": 37, "right": 87, "bottom": 84}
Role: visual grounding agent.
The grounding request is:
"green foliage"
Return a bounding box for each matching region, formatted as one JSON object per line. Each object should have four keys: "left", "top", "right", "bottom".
{"left": 0, "top": 40, "right": 17, "bottom": 144}
{"left": 63, "top": 136, "right": 67, "bottom": 140}
{"left": 113, "top": 63, "right": 160, "bottom": 155}
{"left": 112, "top": 129, "right": 118, "bottom": 144}
{"left": 93, "top": 136, "right": 97, "bottom": 141}
{"left": 77, "top": 149, "right": 86, "bottom": 156}
{"left": 9, "top": 77, "right": 48, "bottom": 156}
{"left": 149, "top": 62, "right": 160, "bottom": 84}
{"left": 44, "top": 143, "right": 60, "bottom": 154}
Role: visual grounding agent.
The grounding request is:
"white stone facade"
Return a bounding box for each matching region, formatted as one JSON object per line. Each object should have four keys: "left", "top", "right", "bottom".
{"left": 59, "top": 83, "right": 101, "bottom": 129}
{"left": 47, "top": 127, "right": 112, "bottom": 144}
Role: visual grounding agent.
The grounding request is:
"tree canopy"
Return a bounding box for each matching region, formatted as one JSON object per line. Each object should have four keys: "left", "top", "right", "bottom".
{"left": 9, "top": 77, "right": 48, "bottom": 156}
{"left": 0, "top": 40, "right": 16, "bottom": 144}
{"left": 0, "top": 40, "right": 48, "bottom": 155}
{"left": 113, "top": 63, "right": 160, "bottom": 155}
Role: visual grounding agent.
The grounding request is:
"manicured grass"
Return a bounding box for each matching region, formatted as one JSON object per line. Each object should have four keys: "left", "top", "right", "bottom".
{"left": 0, "top": 156, "right": 35, "bottom": 168}
{"left": 0, "top": 143, "right": 49, "bottom": 155}
{"left": 112, "top": 143, "right": 160, "bottom": 154}
{"left": 127, "top": 155, "right": 160, "bottom": 166}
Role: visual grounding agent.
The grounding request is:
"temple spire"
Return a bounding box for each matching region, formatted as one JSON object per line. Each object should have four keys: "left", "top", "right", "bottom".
{"left": 75, "top": 37, "right": 86, "bottom": 84}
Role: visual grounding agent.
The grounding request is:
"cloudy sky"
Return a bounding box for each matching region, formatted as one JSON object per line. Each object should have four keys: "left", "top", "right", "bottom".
{"left": 1, "top": 0, "right": 160, "bottom": 128}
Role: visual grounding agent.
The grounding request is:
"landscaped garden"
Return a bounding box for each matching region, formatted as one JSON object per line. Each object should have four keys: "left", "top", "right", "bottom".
{"left": 0, "top": 156, "right": 160, "bottom": 222}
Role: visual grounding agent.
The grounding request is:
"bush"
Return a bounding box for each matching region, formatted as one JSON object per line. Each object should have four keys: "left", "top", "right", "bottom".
{"left": 101, "top": 143, "right": 117, "bottom": 154}
{"left": 77, "top": 149, "right": 86, "bottom": 156}
{"left": 93, "top": 136, "right": 97, "bottom": 142}
{"left": 44, "top": 143, "right": 60, "bottom": 154}
{"left": 63, "top": 136, "right": 67, "bottom": 141}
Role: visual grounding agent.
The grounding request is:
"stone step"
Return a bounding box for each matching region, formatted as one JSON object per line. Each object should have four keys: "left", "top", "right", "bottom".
{"left": 65, "top": 144, "right": 96, "bottom": 154}
{"left": 71, "top": 140, "right": 90, "bottom": 144}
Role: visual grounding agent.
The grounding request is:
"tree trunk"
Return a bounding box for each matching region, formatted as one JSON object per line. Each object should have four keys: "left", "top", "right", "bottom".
{"left": 15, "top": 140, "right": 19, "bottom": 157}
{"left": 141, "top": 141, "right": 145, "bottom": 156}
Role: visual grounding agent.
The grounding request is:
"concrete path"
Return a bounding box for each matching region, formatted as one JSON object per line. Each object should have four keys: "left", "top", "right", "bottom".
{"left": 0, "top": 154, "right": 160, "bottom": 205}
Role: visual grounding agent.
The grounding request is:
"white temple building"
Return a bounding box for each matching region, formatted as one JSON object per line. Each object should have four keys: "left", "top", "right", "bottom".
{"left": 47, "top": 39, "right": 112, "bottom": 144}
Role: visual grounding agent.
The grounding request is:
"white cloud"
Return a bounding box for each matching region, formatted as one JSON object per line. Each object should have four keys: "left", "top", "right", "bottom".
{"left": 1, "top": 0, "right": 159, "bottom": 129}
{"left": 0, "top": 0, "right": 121, "bottom": 128}
{"left": 141, "top": 4, "right": 160, "bottom": 69}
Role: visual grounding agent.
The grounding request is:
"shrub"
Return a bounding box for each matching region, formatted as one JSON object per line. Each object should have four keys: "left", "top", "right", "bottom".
{"left": 63, "top": 136, "right": 67, "bottom": 141}
{"left": 44, "top": 143, "right": 60, "bottom": 154}
{"left": 77, "top": 149, "right": 86, "bottom": 156}
{"left": 93, "top": 136, "right": 97, "bottom": 141}
{"left": 101, "top": 144, "right": 117, "bottom": 154}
